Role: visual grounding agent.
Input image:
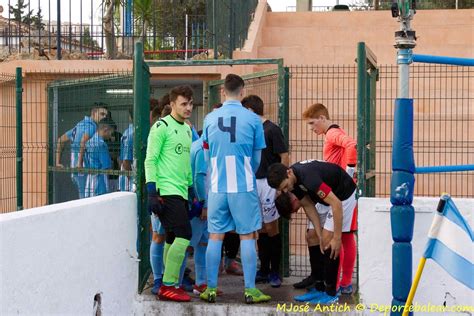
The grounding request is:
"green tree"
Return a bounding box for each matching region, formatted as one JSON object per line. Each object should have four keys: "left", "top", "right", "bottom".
{"left": 83, "top": 27, "right": 99, "bottom": 48}
{"left": 9, "top": 0, "right": 33, "bottom": 24}
{"left": 30, "top": 8, "right": 45, "bottom": 30}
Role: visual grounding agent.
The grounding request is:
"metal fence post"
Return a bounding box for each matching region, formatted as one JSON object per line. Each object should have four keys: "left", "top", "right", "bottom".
{"left": 16, "top": 67, "right": 23, "bottom": 211}
{"left": 57, "top": 0, "right": 61, "bottom": 60}
{"left": 278, "top": 63, "right": 290, "bottom": 277}
{"left": 134, "top": 42, "right": 152, "bottom": 293}
{"left": 357, "top": 43, "right": 367, "bottom": 197}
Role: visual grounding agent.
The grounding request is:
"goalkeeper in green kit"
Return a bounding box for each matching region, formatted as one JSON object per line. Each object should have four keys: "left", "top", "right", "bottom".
{"left": 145, "top": 85, "right": 194, "bottom": 302}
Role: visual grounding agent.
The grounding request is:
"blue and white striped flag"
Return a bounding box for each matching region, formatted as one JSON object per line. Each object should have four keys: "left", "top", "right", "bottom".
{"left": 423, "top": 196, "right": 474, "bottom": 290}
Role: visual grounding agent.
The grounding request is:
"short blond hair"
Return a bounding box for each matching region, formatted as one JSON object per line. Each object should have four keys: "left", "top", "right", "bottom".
{"left": 302, "top": 103, "right": 330, "bottom": 120}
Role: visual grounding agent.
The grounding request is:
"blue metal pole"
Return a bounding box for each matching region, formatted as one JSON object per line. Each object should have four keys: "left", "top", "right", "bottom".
{"left": 391, "top": 1, "right": 417, "bottom": 314}
{"left": 412, "top": 54, "right": 474, "bottom": 67}
{"left": 415, "top": 164, "right": 474, "bottom": 174}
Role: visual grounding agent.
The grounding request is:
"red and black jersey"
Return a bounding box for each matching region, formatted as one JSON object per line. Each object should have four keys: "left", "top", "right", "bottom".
{"left": 290, "top": 159, "right": 356, "bottom": 206}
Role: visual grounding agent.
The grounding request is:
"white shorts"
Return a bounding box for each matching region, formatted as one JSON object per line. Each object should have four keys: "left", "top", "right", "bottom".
{"left": 307, "top": 190, "right": 357, "bottom": 233}
{"left": 256, "top": 178, "right": 280, "bottom": 224}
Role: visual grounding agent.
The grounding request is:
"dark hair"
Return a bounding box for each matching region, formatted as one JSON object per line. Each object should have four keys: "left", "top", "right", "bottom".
{"left": 98, "top": 117, "right": 115, "bottom": 129}
{"left": 91, "top": 102, "right": 108, "bottom": 113}
{"left": 224, "top": 74, "right": 244, "bottom": 95}
{"left": 150, "top": 98, "right": 159, "bottom": 112}
{"left": 197, "top": 130, "right": 203, "bottom": 137}
{"left": 160, "top": 93, "right": 170, "bottom": 107}
{"left": 267, "top": 163, "right": 289, "bottom": 189}
{"left": 241, "top": 95, "right": 264, "bottom": 116}
{"left": 170, "top": 86, "right": 193, "bottom": 102}
{"left": 275, "top": 192, "right": 293, "bottom": 220}
{"left": 161, "top": 104, "right": 172, "bottom": 117}
{"left": 151, "top": 106, "right": 161, "bottom": 124}
{"left": 212, "top": 103, "right": 223, "bottom": 110}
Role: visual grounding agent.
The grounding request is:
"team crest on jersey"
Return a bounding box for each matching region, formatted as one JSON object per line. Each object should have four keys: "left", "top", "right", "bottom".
{"left": 175, "top": 143, "right": 183, "bottom": 154}
{"left": 317, "top": 190, "right": 327, "bottom": 199}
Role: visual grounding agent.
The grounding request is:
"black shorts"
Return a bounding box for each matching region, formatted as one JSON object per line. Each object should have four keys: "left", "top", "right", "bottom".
{"left": 158, "top": 195, "right": 190, "bottom": 232}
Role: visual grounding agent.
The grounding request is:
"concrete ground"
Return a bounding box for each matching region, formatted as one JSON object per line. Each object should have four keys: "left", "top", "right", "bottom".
{"left": 136, "top": 265, "right": 360, "bottom": 315}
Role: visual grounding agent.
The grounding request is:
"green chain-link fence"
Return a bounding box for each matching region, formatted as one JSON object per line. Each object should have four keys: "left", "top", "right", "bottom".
{"left": 0, "top": 73, "right": 17, "bottom": 213}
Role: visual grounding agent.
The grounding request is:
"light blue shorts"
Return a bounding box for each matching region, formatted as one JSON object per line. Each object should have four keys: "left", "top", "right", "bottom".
{"left": 72, "top": 173, "right": 87, "bottom": 199}
{"left": 190, "top": 217, "right": 208, "bottom": 248}
{"left": 207, "top": 191, "right": 262, "bottom": 235}
{"left": 151, "top": 214, "right": 165, "bottom": 234}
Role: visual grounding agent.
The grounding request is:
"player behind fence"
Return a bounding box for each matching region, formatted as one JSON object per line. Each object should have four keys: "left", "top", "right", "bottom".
{"left": 84, "top": 117, "right": 115, "bottom": 197}
{"left": 242, "top": 95, "right": 289, "bottom": 288}
{"left": 119, "top": 108, "right": 134, "bottom": 192}
{"left": 267, "top": 159, "right": 357, "bottom": 304}
{"left": 199, "top": 74, "right": 271, "bottom": 304}
{"left": 56, "top": 103, "right": 108, "bottom": 198}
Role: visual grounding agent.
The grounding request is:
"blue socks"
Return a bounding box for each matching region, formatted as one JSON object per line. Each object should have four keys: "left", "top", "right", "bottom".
{"left": 194, "top": 243, "right": 207, "bottom": 286}
{"left": 241, "top": 239, "right": 257, "bottom": 289}
{"left": 206, "top": 239, "right": 223, "bottom": 288}
{"left": 150, "top": 241, "right": 164, "bottom": 281}
{"left": 178, "top": 250, "right": 189, "bottom": 286}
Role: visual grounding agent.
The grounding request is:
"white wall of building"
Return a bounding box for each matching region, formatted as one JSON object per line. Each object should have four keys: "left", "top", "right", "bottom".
{"left": 359, "top": 197, "right": 474, "bottom": 309}
{"left": 0, "top": 192, "right": 138, "bottom": 315}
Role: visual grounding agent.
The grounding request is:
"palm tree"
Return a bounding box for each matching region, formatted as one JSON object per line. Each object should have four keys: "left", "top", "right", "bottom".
{"left": 133, "top": 0, "right": 156, "bottom": 45}
{"left": 103, "top": 0, "right": 121, "bottom": 59}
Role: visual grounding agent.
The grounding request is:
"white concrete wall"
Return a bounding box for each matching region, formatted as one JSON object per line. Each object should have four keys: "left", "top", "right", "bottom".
{"left": 359, "top": 197, "right": 474, "bottom": 309}
{"left": 0, "top": 192, "right": 138, "bottom": 315}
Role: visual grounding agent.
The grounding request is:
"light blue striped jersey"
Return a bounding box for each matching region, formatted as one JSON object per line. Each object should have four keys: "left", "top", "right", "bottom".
{"left": 120, "top": 123, "right": 134, "bottom": 161}
{"left": 190, "top": 136, "right": 208, "bottom": 202}
{"left": 119, "top": 124, "right": 134, "bottom": 192}
{"left": 203, "top": 100, "right": 266, "bottom": 193}
{"left": 65, "top": 116, "right": 97, "bottom": 168}
{"left": 84, "top": 133, "right": 111, "bottom": 196}
{"left": 191, "top": 126, "right": 200, "bottom": 142}
{"left": 85, "top": 133, "right": 112, "bottom": 170}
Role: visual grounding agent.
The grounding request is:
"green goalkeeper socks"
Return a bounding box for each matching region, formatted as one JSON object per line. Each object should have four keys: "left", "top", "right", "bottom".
{"left": 163, "top": 238, "right": 190, "bottom": 286}
{"left": 163, "top": 242, "right": 171, "bottom": 266}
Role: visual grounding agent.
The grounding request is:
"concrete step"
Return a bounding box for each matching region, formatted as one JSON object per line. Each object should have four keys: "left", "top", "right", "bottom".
{"left": 134, "top": 273, "right": 359, "bottom": 315}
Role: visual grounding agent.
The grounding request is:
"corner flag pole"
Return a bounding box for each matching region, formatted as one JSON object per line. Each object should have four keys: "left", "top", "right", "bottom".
{"left": 402, "top": 257, "right": 426, "bottom": 316}
{"left": 402, "top": 193, "right": 449, "bottom": 316}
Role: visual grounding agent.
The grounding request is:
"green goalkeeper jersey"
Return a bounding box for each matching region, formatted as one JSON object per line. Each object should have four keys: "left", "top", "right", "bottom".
{"left": 145, "top": 114, "right": 192, "bottom": 199}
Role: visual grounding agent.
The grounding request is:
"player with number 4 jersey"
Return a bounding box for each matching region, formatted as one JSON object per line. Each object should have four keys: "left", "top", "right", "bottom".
{"left": 200, "top": 74, "right": 270, "bottom": 304}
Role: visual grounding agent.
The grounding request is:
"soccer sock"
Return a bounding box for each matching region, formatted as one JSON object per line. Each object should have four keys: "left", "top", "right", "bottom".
{"left": 194, "top": 243, "right": 207, "bottom": 286}
{"left": 337, "top": 243, "right": 345, "bottom": 289}
{"left": 257, "top": 233, "right": 271, "bottom": 274}
{"left": 178, "top": 250, "right": 189, "bottom": 286}
{"left": 162, "top": 238, "right": 190, "bottom": 286}
{"left": 309, "top": 245, "right": 325, "bottom": 291}
{"left": 224, "top": 232, "right": 240, "bottom": 260}
{"left": 150, "top": 241, "right": 164, "bottom": 281}
{"left": 323, "top": 249, "right": 340, "bottom": 297}
{"left": 240, "top": 239, "right": 257, "bottom": 289}
{"left": 206, "top": 239, "right": 223, "bottom": 288}
{"left": 341, "top": 232, "right": 357, "bottom": 287}
{"left": 269, "top": 233, "right": 281, "bottom": 275}
{"left": 163, "top": 242, "right": 171, "bottom": 266}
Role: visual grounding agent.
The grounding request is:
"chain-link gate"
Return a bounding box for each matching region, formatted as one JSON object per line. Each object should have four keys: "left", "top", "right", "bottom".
{"left": 133, "top": 44, "right": 289, "bottom": 291}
